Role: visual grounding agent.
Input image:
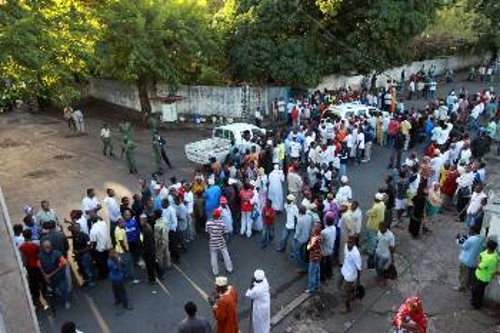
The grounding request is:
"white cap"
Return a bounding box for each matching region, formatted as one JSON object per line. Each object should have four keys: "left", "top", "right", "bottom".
{"left": 154, "top": 184, "right": 162, "bottom": 190}
{"left": 208, "top": 178, "right": 215, "bottom": 185}
{"left": 215, "top": 276, "right": 228, "bottom": 287}
{"left": 254, "top": 269, "right": 265, "bottom": 281}
{"left": 375, "top": 193, "right": 384, "bottom": 201}
{"left": 287, "top": 194, "right": 295, "bottom": 201}
{"left": 341, "top": 175, "right": 349, "bottom": 183}
{"left": 228, "top": 178, "right": 237, "bottom": 185}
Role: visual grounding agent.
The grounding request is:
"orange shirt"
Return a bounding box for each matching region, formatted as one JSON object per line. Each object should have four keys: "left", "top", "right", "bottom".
{"left": 213, "top": 286, "right": 239, "bottom": 333}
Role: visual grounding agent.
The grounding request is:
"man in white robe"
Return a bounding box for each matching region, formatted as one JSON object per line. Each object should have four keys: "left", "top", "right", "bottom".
{"left": 267, "top": 165, "right": 284, "bottom": 212}
{"left": 246, "top": 269, "right": 271, "bottom": 333}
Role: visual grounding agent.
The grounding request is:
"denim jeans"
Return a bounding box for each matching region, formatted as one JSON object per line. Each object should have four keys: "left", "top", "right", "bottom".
{"left": 308, "top": 262, "right": 320, "bottom": 291}
{"left": 339, "top": 164, "right": 347, "bottom": 179}
{"left": 78, "top": 251, "right": 95, "bottom": 282}
{"left": 293, "top": 239, "right": 307, "bottom": 270}
{"left": 119, "top": 252, "right": 137, "bottom": 281}
{"left": 240, "top": 212, "right": 253, "bottom": 238}
{"left": 261, "top": 225, "right": 275, "bottom": 248}
{"left": 465, "top": 213, "right": 477, "bottom": 228}
{"left": 277, "top": 227, "right": 294, "bottom": 251}
{"left": 50, "top": 276, "right": 70, "bottom": 304}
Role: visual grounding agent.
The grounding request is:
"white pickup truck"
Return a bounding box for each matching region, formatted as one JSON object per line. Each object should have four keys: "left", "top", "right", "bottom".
{"left": 185, "top": 123, "right": 266, "bottom": 164}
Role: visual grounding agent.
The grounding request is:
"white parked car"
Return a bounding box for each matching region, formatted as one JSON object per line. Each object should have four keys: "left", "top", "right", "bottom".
{"left": 185, "top": 123, "right": 266, "bottom": 164}
{"left": 325, "top": 102, "right": 384, "bottom": 121}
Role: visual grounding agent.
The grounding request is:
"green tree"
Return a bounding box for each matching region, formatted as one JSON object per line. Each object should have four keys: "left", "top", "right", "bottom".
{"left": 0, "top": 0, "right": 98, "bottom": 107}
{"left": 96, "top": 0, "right": 219, "bottom": 115}
{"left": 468, "top": 0, "right": 500, "bottom": 58}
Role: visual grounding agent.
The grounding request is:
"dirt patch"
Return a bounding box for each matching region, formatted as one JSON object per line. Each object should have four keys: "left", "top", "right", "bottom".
{"left": 24, "top": 169, "right": 57, "bottom": 179}
{"left": 53, "top": 154, "right": 74, "bottom": 160}
{"left": 0, "top": 138, "right": 27, "bottom": 148}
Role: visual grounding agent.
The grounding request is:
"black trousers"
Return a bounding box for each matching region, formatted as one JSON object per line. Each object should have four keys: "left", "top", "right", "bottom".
{"left": 26, "top": 266, "right": 45, "bottom": 305}
{"left": 128, "top": 241, "right": 142, "bottom": 267}
{"left": 320, "top": 255, "right": 333, "bottom": 281}
{"left": 160, "top": 148, "right": 172, "bottom": 168}
{"left": 111, "top": 280, "right": 128, "bottom": 307}
{"left": 143, "top": 251, "right": 163, "bottom": 282}
{"left": 94, "top": 250, "right": 109, "bottom": 279}
{"left": 471, "top": 275, "right": 488, "bottom": 309}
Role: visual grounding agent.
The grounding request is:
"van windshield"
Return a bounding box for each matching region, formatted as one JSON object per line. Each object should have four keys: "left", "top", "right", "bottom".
{"left": 214, "top": 129, "right": 231, "bottom": 140}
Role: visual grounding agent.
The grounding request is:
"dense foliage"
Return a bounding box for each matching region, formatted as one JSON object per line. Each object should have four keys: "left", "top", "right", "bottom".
{"left": 0, "top": 0, "right": 499, "bottom": 107}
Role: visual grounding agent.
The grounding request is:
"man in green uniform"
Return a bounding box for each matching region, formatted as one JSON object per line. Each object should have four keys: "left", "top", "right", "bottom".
{"left": 118, "top": 121, "right": 132, "bottom": 158}
{"left": 152, "top": 133, "right": 162, "bottom": 175}
{"left": 124, "top": 139, "right": 138, "bottom": 174}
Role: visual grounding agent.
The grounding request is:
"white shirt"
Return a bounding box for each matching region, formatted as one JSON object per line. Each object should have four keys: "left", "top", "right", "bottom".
{"left": 357, "top": 132, "right": 365, "bottom": 149}
{"left": 184, "top": 191, "right": 194, "bottom": 214}
{"left": 103, "top": 196, "right": 120, "bottom": 222}
{"left": 76, "top": 216, "right": 89, "bottom": 235}
{"left": 376, "top": 230, "right": 395, "bottom": 258}
{"left": 467, "top": 191, "right": 487, "bottom": 215}
{"left": 89, "top": 220, "right": 110, "bottom": 252}
{"left": 100, "top": 128, "right": 111, "bottom": 138}
{"left": 289, "top": 141, "right": 301, "bottom": 158}
{"left": 82, "top": 196, "right": 100, "bottom": 217}
{"left": 162, "top": 206, "right": 178, "bottom": 231}
{"left": 336, "top": 185, "right": 352, "bottom": 202}
{"left": 352, "top": 208, "right": 362, "bottom": 234}
{"left": 284, "top": 203, "right": 299, "bottom": 229}
{"left": 341, "top": 245, "right": 362, "bottom": 282}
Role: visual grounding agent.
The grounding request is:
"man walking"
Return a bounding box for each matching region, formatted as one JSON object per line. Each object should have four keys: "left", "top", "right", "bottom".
{"left": 340, "top": 236, "right": 362, "bottom": 313}
{"left": 455, "top": 226, "right": 484, "bottom": 292}
{"left": 206, "top": 209, "right": 233, "bottom": 276}
{"left": 245, "top": 269, "right": 271, "bottom": 333}
{"left": 100, "top": 124, "right": 114, "bottom": 157}
{"left": 306, "top": 223, "right": 322, "bottom": 293}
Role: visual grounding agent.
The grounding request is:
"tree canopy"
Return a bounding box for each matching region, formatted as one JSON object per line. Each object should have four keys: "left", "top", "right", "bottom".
{"left": 0, "top": 0, "right": 98, "bottom": 107}
{"left": 96, "top": 0, "right": 219, "bottom": 114}
{"left": 0, "top": 0, "right": 496, "bottom": 107}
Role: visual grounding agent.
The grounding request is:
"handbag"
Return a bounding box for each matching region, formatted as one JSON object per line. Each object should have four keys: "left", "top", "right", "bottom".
{"left": 384, "top": 264, "right": 398, "bottom": 280}
{"left": 351, "top": 284, "right": 365, "bottom": 300}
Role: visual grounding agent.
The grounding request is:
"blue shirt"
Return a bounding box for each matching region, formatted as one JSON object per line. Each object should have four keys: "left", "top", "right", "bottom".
{"left": 153, "top": 195, "right": 163, "bottom": 211}
{"left": 203, "top": 186, "right": 221, "bottom": 216}
{"left": 108, "top": 258, "right": 125, "bottom": 282}
{"left": 125, "top": 218, "right": 140, "bottom": 242}
{"left": 459, "top": 234, "right": 485, "bottom": 268}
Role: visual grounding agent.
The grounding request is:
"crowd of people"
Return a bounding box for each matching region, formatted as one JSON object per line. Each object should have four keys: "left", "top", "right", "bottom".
{"left": 12, "top": 69, "right": 500, "bottom": 333}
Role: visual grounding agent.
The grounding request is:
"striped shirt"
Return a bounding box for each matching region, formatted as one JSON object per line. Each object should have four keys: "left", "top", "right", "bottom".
{"left": 206, "top": 219, "right": 227, "bottom": 250}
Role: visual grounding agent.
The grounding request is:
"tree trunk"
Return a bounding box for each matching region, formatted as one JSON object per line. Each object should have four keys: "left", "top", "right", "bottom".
{"left": 137, "top": 76, "right": 152, "bottom": 116}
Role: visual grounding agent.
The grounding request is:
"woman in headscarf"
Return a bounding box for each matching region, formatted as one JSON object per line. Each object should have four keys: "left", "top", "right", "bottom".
{"left": 392, "top": 296, "right": 427, "bottom": 333}
{"left": 424, "top": 182, "right": 442, "bottom": 232}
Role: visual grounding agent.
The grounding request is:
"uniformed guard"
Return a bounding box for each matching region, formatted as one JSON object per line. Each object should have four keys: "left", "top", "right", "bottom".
{"left": 124, "top": 138, "right": 138, "bottom": 174}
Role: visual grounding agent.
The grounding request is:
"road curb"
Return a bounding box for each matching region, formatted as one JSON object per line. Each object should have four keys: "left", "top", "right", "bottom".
{"left": 270, "top": 292, "right": 310, "bottom": 328}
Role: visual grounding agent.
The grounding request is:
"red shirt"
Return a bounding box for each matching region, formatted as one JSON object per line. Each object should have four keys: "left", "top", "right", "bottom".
{"left": 262, "top": 205, "right": 276, "bottom": 226}
{"left": 239, "top": 189, "right": 254, "bottom": 212}
{"left": 19, "top": 242, "right": 40, "bottom": 267}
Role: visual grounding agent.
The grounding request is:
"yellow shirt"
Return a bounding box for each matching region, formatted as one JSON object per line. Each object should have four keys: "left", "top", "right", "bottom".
{"left": 277, "top": 143, "right": 285, "bottom": 161}
{"left": 401, "top": 120, "right": 412, "bottom": 136}
{"left": 366, "top": 201, "right": 385, "bottom": 231}
{"left": 115, "top": 227, "right": 128, "bottom": 253}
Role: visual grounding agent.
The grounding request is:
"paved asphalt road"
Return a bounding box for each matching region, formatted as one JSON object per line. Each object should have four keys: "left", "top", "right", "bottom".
{"left": 35, "top": 73, "right": 495, "bottom": 333}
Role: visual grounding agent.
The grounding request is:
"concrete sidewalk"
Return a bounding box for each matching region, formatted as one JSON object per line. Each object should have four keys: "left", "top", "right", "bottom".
{"left": 273, "top": 161, "right": 500, "bottom": 333}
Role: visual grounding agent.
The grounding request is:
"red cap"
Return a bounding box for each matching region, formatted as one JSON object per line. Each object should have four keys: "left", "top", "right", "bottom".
{"left": 213, "top": 208, "right": 222, "bottom": 218}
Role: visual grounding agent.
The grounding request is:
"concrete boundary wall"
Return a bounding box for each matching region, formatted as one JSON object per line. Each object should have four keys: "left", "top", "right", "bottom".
{"left": 0, "top": 187, "right": 40, "bottom": 333}
{"left": 88, "top": 80, "right": 289, "bottom": 118}
{"left": 316, "top": 55, "right": 487, "bottom": 91}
